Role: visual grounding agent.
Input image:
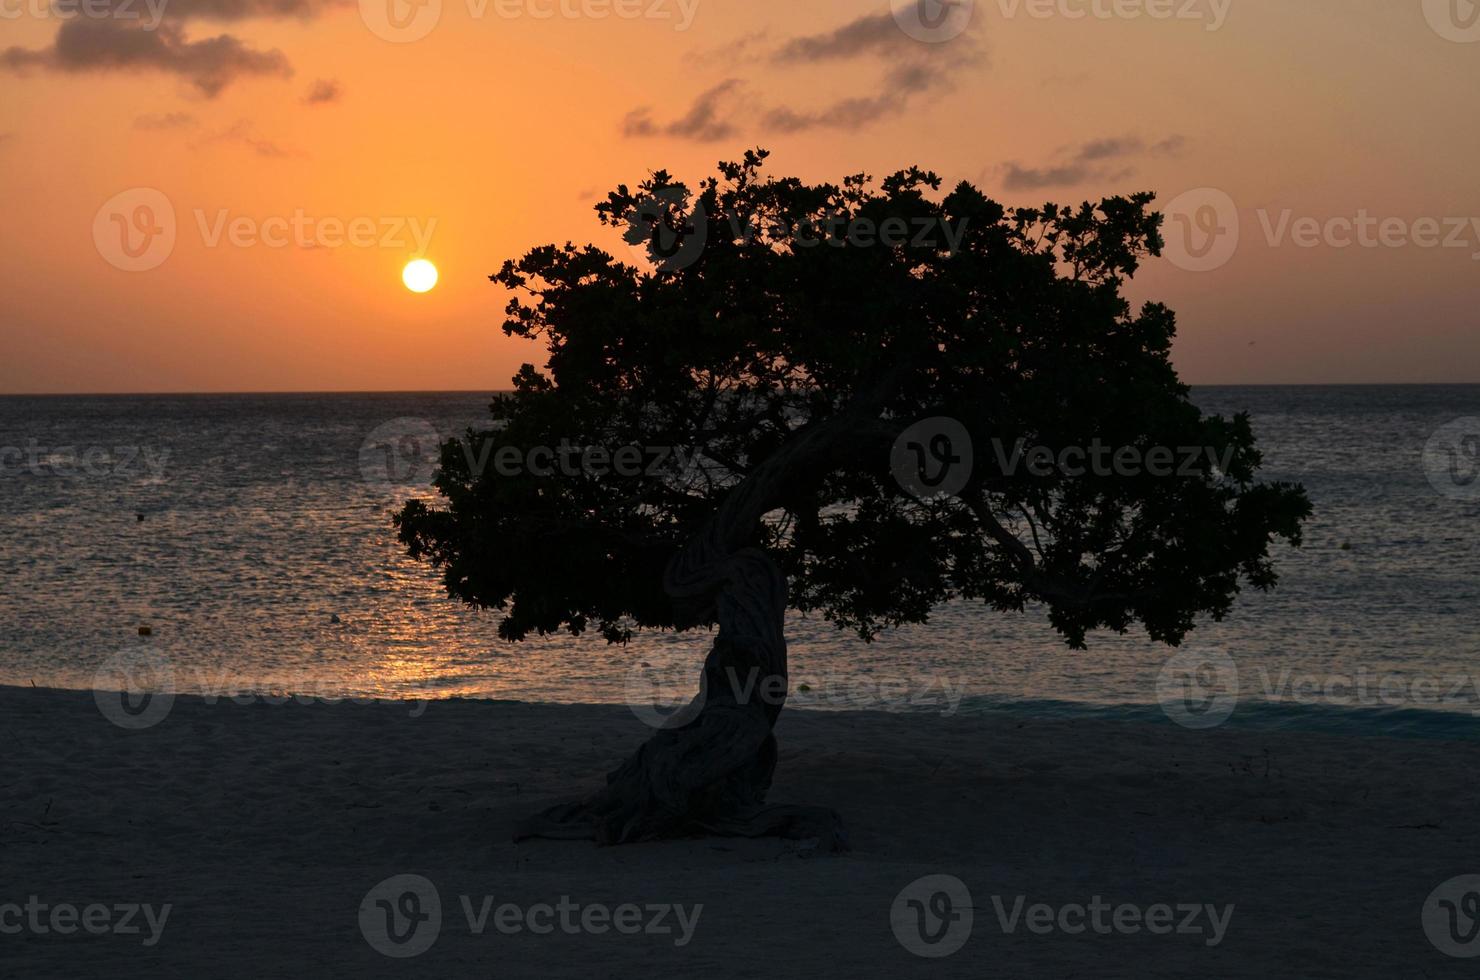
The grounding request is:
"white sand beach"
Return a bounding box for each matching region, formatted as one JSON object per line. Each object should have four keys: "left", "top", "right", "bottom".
{"left": 3, "top": 685, "right": 1477, "bottom": 978}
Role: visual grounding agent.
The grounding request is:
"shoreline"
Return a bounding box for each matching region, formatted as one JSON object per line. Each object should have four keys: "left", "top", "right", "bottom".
{"left": 10, "top": 680, "right": 1480, "bottom": 743}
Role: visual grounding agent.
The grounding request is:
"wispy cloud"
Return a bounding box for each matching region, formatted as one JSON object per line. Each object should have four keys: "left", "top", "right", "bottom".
{"left": 772, "top": 7, "right": 919, "bottom": 62}
{"left": 624, "top": 80, "right": 745, "bottom": 141}
{"left": 625, "top": 1, "right": 984, "bottom": 142}
{"left": 762, "top": 61, "right": 954, "bottom": 134}
{"left": 303, "top": 77, "right": 341, "bottom": 105}
{"left": 147, "top": 0, "right": 347, "bottom": 17}
{"left": 999, "top": 134, "right": 1186, "bottom": 191}
{"left": 194, "top": 118, "right": 298, "bottom": 157}
{"left": 681, "top": 29, "right": 775, "bottom": 70}
{"left": 134, "top": 111, "right": 198, "bottom": 130}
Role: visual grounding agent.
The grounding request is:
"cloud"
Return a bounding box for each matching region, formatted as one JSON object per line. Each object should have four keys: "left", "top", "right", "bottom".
{"left": 0, "top": 0, "right": 344, "bottom": 94}
{"left": 1, "top": 19, "right": 291, "bottom": 97}
{"left": 624, "top": 80, "right": 745, "bottom": 141}
{"left": 1075, "top": 136, "right": 1144, "bottom": 162}
{"left": 682, "top": 29, "right": 774, "bottom": 70}
{"left": 195, "top": 118, "right": 297, "bottom": 157}
{"left": 134, "top": 111, "right": 198, "bottom": 129}
{"left": 53, "top": 0, "right": 347, "bottom": 20}
{"left": 1000, "top": 162, "right": 1107, "bottom": 190}
{"left": 772, "top": 8, "right": 916, "bottom": 63}
{"left": 303, "top": 77, "right": 341, "bottom": 105}
{"left": 762, "top": 60, "right": 952, "bottom": 133}
{"left": 1149, "top": 134, "right": 1186, "bottom": 156}
{"left": 154, "top": 0, "right": 347, "bottom": 17}
{"left": 1000, "top": 134, "right": 1186, "bottom": 191}
{"left": 624, "top": 2, "right": 984, "bottom": 141}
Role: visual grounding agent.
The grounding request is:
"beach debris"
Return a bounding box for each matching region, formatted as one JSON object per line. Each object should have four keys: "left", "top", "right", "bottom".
{"left": 135, "top": 513, "right": 145, "bottom": 523}
{"left": 137, "top": 626, "right": 153, "bottom": 637}
{"left": 330, "top": 614, "right": 341, "bottom": 624}
{"left": 1340, "top": 541, "right": 1353, "bottom": 551}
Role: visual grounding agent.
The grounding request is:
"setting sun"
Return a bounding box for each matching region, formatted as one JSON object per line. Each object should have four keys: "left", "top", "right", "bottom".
{"left": 402, "top": 259, "right": 438, "bottom": 294}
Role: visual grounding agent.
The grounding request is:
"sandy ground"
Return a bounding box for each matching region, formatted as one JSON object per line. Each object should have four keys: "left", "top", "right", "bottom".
{"left": 2, "top": 685, "right": 1479, "bottom": 978}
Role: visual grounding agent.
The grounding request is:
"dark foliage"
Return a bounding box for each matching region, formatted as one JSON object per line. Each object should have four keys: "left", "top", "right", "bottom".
{"left": 396, "top": 149, "right": 1310, "bottom": 652}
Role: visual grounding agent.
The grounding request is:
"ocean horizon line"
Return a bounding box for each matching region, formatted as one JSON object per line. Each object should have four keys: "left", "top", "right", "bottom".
{"left": 4, "top": 381, "right": 1480, "bottom": 398}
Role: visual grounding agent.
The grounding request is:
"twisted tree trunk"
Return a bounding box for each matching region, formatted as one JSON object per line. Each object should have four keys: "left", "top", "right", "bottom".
{"left": 513, "top": 411, "right": 871, "bottom": 851}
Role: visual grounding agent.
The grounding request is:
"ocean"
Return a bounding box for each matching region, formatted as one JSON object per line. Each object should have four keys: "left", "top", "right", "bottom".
{"left": 2, "top": 386, "right": 1478, "bottom": 737}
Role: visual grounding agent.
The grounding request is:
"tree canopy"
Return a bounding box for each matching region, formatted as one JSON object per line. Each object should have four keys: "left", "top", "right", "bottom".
{"left": 396, "top": 148, "right": 1310, "bottom": 654}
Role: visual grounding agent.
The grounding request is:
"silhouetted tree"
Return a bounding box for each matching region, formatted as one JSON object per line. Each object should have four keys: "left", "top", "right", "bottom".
{"left": 395, "top": 149, "right": 1310, "bottom": 849}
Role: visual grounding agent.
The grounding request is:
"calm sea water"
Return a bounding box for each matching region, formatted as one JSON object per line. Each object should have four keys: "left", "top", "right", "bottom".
{"left": 1, "top": 387, "right": 1478, "bottom": 735}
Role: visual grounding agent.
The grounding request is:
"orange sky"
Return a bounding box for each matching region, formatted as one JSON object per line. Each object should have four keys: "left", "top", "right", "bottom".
{"left": 2, "top": 0, "right": 1477, "bottom": 392}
